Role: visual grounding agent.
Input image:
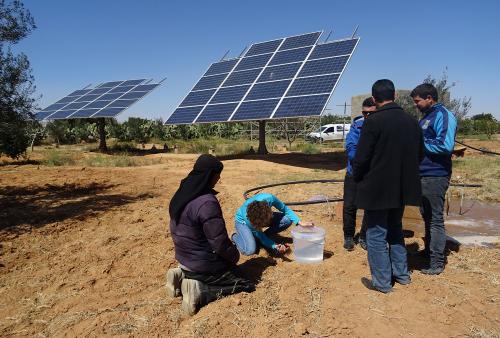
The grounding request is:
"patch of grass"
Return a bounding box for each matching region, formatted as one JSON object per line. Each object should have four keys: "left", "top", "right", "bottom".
{"left": 82, "top": 155, "right": 163, "bottom": 167}
{"left": 41, "top": 150, "right": 77, "bottom": 166}
{"left": 452, "top": 156, "right": 500, "bottom": 202}
{"left": 298, "top": 143, "right": 321, "bottom": 154}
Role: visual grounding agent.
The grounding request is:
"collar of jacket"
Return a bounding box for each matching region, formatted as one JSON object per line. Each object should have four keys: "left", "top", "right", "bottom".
{"left": 371, "top": 101, "right": 400, "bottom": 115}
{"left": 424, "top": 103, "right": 444, "bottom": 117}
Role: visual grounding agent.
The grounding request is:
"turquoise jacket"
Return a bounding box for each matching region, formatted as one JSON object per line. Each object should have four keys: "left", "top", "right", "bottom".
{"left": 235, "top": 193, "right": 300, "bottom": 249}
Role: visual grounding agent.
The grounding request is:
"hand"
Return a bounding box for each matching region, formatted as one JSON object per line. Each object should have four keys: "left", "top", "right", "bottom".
{"left": 275, "top": 243, "right": 290, "bottom": 254}
{"left": 298, "top": 221, "right": 314, "bottom": 227}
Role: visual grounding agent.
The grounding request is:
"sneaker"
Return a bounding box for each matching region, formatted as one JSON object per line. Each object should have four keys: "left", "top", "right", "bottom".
{"left": 181, "top": 278, "right": 203, "bottom": 315}
{"left": 166, "top": 267, "right": 184, "bottom": 298}
{"left": 343, "top": 237, "right": 355, "bottom": 251}
{"left": 394, "top": 277, "right": 411, "bottom": 285}
{"left": 421, "top": 266, "right": 444, "bottom": 275}
{"left": 358, "top": 238, "right": 367, "bottom": 251}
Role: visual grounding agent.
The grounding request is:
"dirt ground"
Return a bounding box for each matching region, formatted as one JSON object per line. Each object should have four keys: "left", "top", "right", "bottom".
{"left": 1, "top": 148, "right": 499, "bottom": 337}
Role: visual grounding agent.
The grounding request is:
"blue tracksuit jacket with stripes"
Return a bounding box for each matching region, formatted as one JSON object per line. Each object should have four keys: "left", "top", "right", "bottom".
{"left": 419, "top": 103, "right": 457, "bottom": 177}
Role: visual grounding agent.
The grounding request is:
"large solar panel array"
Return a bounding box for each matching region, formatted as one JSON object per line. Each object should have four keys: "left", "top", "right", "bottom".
{"left": 35, "top": 79, "right": 161, "bottom": 120}
{"left": 166, "top": 32, "right": 359, "bottom": 124}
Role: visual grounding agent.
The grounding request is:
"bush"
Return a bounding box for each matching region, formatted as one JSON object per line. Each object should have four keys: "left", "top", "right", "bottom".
{"left": 299, "top": 143, "right": 321, "bottom": 154}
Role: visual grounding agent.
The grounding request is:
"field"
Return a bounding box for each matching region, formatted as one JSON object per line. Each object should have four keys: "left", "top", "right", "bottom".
{"left": 0, "top": 137, "right": 499, "bottom": 337}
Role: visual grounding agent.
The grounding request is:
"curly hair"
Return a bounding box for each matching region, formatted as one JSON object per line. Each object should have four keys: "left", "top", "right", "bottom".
{"left": 246, "top": 201, "right": 272, "bottom": 229}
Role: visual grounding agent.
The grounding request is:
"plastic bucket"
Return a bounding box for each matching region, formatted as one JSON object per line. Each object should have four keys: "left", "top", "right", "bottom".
{"left": 291, "top": 226, "right": 325, "bottom": 263}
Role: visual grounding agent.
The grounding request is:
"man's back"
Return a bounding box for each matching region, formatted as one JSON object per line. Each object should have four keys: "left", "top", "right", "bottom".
{"left": 353, "top": 102, "right": 423, "bottom": 210}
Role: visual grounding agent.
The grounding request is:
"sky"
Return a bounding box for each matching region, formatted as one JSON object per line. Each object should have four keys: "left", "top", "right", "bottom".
{"left": 15, "top": 0, "right": 500, "bottom": 121}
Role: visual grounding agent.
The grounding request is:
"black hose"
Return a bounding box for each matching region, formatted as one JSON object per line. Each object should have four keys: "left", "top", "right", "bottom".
{"left": 455, "top": 140, "right": 500, "bottom": 156}
{"left": 243, "top": 179, "right": 483, "bottom": 206}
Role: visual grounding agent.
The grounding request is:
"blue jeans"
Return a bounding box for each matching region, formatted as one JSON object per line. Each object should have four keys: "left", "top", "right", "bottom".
{"left": 233, "top": 212, "right": 292, "bottom": 255}
{"left": 420, "top": 176, "right": 450, "bottom": 268}
{"left": 365, "top": 207, "right": 410, "bottom": 292}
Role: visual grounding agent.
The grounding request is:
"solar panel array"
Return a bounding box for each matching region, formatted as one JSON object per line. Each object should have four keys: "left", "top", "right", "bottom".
{"left": 167, "top": 32, "right": 359, "bottom": 124}
{"left": 35, "top": 79, "right": 161, "bottom": 120}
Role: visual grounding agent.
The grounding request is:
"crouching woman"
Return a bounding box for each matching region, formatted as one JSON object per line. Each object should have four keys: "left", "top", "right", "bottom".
{"left": 167, "top": 154, "right": 254, "bottom": 315}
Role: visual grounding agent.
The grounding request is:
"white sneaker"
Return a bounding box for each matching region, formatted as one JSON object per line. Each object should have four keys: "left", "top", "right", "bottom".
{"left": 181, "top": 278, "right": 203, "bottom": 315}
{"left": 166, "top": 267, "right": 184, "bottom": 298}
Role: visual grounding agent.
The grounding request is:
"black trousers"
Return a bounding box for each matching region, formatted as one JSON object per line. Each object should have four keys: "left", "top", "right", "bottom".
{"left": 182, "top": 268, "right": 255, "bottom": 305}
{"left": 343, "top": 174, "right": 367, "bottom": 239}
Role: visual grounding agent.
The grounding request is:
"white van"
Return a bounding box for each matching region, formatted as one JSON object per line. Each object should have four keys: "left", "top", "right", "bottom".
{"left": 307, "top": 123, "right": 351, "bottom": 142}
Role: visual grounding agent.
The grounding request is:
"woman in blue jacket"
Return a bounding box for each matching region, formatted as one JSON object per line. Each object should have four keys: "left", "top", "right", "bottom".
{"left": 233, "top": 193, "right": 313, "bottom": 255}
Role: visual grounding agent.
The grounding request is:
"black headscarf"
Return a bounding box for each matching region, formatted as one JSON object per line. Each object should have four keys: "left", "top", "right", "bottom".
{"left": 169, "top": 154, "right": 224, "bottom": 222}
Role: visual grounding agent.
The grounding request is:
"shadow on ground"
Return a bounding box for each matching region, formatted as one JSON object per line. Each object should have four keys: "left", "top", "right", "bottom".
{"left": 0, "top": 182, "right": 156, "bottom": 235}
{"left": 218, "top": 152, "right": 347, "bottom": 171}
{"left": 237, "top": 256, "right": 277, "bottom": 283}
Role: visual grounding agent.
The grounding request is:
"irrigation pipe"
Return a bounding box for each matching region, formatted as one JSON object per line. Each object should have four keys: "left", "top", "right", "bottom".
{"left": 455, "top": 140, "right": 500, "bottom": 156}
{"left": 244, "top": 179, "right": 482, "bottom": 206}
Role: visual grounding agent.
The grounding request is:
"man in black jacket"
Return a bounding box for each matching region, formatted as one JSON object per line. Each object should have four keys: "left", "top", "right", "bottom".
{"left": 353, "top": 79, "right": 423, "bottom": 293}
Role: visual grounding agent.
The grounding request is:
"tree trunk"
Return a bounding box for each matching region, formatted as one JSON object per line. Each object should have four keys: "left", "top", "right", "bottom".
{"left": 258, "top": 120, "right": 268, "bottom": 154}
{"left": 97, "top": 118, "right": 107, "bottom": 152}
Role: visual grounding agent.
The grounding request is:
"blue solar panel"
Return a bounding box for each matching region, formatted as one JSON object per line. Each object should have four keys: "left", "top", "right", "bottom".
{"left": 92, "top": 107, "right": 125, "bottom": 117}
{"left": 48, "top": 110, "right": 78, "bottom": 119}
{"left": 196, "top": 103, "right": 238, "bottom": 123}
{"left": 70, "top": 109, "right": 100, "bottom": 118}
{"left": 108, "top": 85, "right": 136, "bottom": 93}
{"left": 309, "top": 39, "right": 358, "bottom": 60}
{"left": 36, "top": 79, "right": 161, "bottom": 120}
{"left": 193, "top": 74, "right": 227, "bottom": 91}
{"left": 298, "top": 56, "right": 349, "bottom": 77}
{"left": 274, "top": 94, "right": 329, "bottom": 118}
{"left": 257, "top": 63, "right": 301, "bottom": 82}
{"left": 245, "top": 39, "right": 283, "bottom": 57}
{"left": 63, "top": 102, "right": 90, "bottom": 110}
{"left": 180, "top": 89, "right": 216, "bottom": 107}
{"left": 222, "top": 68, "right": 261, "bottom": 87}
{"left": 43, "top": 103, "right": 68, "bottom": 111}
{"left": 85, "top": 100, "right": 112, "bottom": 109}
{"left": 75, "top": 94, "right": 101, "bottom": 102}
{"left": 121, "top": 79, "right": 145, "bottom": 86}
{"left": 88, "top": 87, "right": 112, "bottom": 95}
{"left": 246, "top": 80, "right": 291, "bottom": 100}
{"left": 279, "top": 32, "right": 321, "bottom": 51}
{"left": 120, "top": 91, "right": 148, "bottom": 100}
{"left": 98, "top": 93, "right": 124, "bottom": 101}
{"left": 234, "top": 53, "right": 272, "bottom": 71}
{"left": 167, "top": 106, "right": 204, "bottom": 124}
{"left": 35, "top": 111, "right": 56, "bottom": 120}
{"left": 98, "top": 81, "right": 123, "bottom": 88}
{"left": 210, "top": 85, "right": 250, "bottom": 104}
{"left": 106, "top": 99, "right": 138, "bottom": 108}
{"left": 231, "top": 99, "right": 280, "bottom": 121}
{"left": 286, "top": 74, "right": 339, "bottom": 97}
{"left": 168, "top": 32, "right": 359, "bottom": 124}
{"left": 269, "top": 46, "right": 312, "bottom": 66}
{"left": 204, "top": 59, "right": 238, "bottom": 76}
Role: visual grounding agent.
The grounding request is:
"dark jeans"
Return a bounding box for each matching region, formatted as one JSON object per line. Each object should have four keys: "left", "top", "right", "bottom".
{"left": 182, "top": 268, "right": 255, "bottom": 305}
{"left": 420, "top": 176, "right": 450, "bottom": 268}
{"left": 343, "top": 174, "right": 367, "bottom": 239}
{"left": 365, "top": 207, "right": 410, "bottom": 292}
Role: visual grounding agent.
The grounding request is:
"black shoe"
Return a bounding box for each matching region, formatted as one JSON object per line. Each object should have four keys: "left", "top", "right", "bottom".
{"left": 361, "top": 277, "right": 392, "bottom": 293}
{"left": 344, "top": 237, "right": 355, "bottom": 251}
{"left": 394, "top": 277, "right": 411, "bottom": 285}
{"left": 421, "top": 267, "right": 444, "bottom": 275}
{"left": 358, "top": 238, "right": 367, "bottom": 251}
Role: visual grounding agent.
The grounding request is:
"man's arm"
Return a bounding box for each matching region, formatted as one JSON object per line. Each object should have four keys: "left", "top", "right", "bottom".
{"left": 352, "top": 118, "right": 377, "bottom": 182}
{"left": 345, "top": 123, "right": 361, "bottom": 162}
{"left": 424, "top": 110, "right": 457, "bottom": 155}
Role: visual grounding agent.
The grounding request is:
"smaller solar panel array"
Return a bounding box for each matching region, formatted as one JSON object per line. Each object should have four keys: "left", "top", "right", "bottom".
{"left": 35, "top": 79, "right": 161, "bottom": 120}
{"left": 167, "top": 32, "right": 359, "bottom": 124}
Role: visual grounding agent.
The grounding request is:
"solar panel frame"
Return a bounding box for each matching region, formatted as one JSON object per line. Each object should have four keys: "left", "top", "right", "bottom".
{"left": 167, "top": 33, "right": 360, "bottom": 124}
{"left": 36, "top": 79, "right": 161, "bottom": 120}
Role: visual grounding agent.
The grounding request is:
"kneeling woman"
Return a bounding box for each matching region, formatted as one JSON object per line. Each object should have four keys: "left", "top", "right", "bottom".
{"left": 233, "top": 193, "right": 313, "bottom": 255}
{"left": 167, "top": 154, "right": 254, "bottom": 315}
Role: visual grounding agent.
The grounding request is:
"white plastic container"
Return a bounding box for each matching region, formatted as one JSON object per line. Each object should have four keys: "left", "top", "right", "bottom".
{"left": 291, "top": 226, "right": 325, "bottom": 263}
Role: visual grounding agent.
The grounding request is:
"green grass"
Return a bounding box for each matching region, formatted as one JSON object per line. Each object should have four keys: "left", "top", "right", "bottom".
{"left": 41, "top": 149, "right": 77, "bottom": 166}
{"left": 297, "top": 143, "right": 321, "bottom": 154}
{"left": 452, "top": 156, "right": 500, "bottom": 202}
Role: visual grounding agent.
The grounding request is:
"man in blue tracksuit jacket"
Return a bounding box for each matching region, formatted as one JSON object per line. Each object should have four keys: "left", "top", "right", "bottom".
{"left": 342, "top": 97, "right": 377, "bottom": 251}
{"left": 411, "top": 83, "right": 457, "bottom": 275}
